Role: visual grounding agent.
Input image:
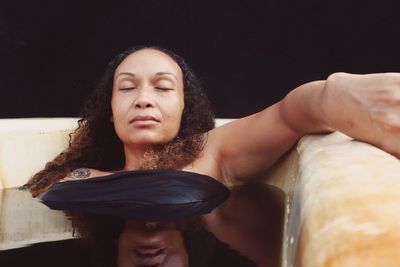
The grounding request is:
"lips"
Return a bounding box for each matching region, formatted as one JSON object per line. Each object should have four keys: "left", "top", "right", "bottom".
{"left": 130, "top": 115, "right": 160, "bottom": 127}
{"left": 131, "top": 115, "right": 160, "bottom": 123}
{"left": 133, "top": 247, "right": 166, "bottom": 266}
{"left": 134, "top": 247, "right": 165, "bottom": 257}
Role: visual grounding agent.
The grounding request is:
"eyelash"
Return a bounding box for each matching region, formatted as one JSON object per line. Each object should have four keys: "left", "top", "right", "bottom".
{"left": 119, "top": 87, "right": 135, "bottom": 91}
{"left": 118, "top": 87, "right": 173, "bottom": 91}
{"left": 155, "top": 87, "right": 172, "bottom": 91}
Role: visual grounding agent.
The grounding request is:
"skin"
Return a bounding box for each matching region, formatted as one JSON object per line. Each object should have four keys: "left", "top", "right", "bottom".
{"left": 111, "top": 49, "right": 185, "bottom": 169}
{"left": 62, "top": 48, "right": 400, "bottom": 266}
{"left": 74, "top": 50, "right": 400, "bottom": 185}
{"left": 117, "top": 221, "right": 188, "bottom": 267}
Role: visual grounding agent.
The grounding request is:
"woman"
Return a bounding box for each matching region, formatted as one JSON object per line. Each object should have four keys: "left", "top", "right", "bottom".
{"left": 25, "top": 45, "right": 400, "bottom": 266}
{"left": 27, "top": 46, "right": 400, "bottom": 192}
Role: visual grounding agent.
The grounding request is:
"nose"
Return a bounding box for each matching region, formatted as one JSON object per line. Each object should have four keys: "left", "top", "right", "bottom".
{"left": 134, "top": 87, "right": 154, "bottom": 109}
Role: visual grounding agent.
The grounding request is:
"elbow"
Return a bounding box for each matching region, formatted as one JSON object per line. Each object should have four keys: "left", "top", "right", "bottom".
{"left": 280, "top": 80, "right": 335, "bottom": 135}
{"left": 276, "top": 98, "right": 306, "bottom": 136}
{"left": 325, "top": 72, "right": 351, "bottom": 88}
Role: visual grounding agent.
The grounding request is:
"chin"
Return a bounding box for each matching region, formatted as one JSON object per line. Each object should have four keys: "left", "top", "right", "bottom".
{"left": 129, "top": 137, "right": 173, "bottom": 147}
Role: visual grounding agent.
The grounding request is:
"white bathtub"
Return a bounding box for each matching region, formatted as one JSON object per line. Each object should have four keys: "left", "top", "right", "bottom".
{"left": 1, "top": 118, "right": 400, "bottom": 266}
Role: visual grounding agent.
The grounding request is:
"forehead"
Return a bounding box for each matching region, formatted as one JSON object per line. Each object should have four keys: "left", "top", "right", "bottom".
{"left": 115, "top": 49, "right": 183, "bottom": 80}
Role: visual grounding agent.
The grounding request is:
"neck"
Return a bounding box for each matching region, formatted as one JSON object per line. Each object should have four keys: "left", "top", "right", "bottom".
{"left": 123, "top": 144, "right": 151, "bottom": 170}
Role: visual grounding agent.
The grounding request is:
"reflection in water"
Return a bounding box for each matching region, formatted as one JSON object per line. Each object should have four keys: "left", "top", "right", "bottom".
{"left": 0, "top": 184, "right": 285, "bottom": 267}
{"left": 118, "top": 221, "right": 189, "bottom": 267}
{"left": 204, "top": 184, "right": 285, "bottom": 267}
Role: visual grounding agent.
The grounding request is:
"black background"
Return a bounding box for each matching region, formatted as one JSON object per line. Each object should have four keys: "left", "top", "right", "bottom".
{"left": 1, "top": 0, "right": 400, "bottom": 118}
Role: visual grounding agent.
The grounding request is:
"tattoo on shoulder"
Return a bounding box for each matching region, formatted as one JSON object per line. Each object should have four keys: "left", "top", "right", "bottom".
{"left": 68, "top": 168, "right": 91, "bottom": 179}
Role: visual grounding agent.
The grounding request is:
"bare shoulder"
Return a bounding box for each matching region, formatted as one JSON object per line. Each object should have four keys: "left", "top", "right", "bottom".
{"left": 201, "top": 105, "right": 301, "bottom": 183}
{"left": 59, "top": 168, "right": 114, "bottom": 182}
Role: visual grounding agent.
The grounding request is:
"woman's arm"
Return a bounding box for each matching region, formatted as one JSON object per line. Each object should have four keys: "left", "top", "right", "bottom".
{"left": 319, "top": 72, "right": 400, "bottom": 157}
{"left": 208, "top": 72, "right": 400, "bottom": 183}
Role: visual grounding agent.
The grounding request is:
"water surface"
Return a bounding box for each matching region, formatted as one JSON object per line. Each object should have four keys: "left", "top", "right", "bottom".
{"left": 0, "top": 184, "right": 285, "bottom": 267}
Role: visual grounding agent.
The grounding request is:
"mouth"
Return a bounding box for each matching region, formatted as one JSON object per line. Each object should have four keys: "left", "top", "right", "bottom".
{"left": 134, "top": 247, "right": 165, "bottom": 257}
{"left": 131, "top": 115, "right": 160, "bottom": 122}
{"left": 130, "top": 115, "right": 160, "bottom": 126}
{"left": 133, "top": 247, "right": 166, "bottom": 266}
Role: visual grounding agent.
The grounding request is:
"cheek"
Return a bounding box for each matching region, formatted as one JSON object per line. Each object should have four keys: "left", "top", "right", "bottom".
{"left": 111, "top": 96, "right": 129, "bottom": 123}
{"left": 110, "top": 101, "right": 128, "bottom": 139}
{"left": 175, "top": 93, "right": 185, "bottom": 120}
{"left": 160, "top": 94, "right": 184, "bottom": 120}
{"left": 110, "top": 98, "right": 118, "bottom": 122}
{"left": 166, "top": 99, "right": 184, "bottom": 131}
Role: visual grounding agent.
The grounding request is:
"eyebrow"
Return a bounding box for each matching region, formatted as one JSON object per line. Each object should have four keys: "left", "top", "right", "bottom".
{"left": 117, "top": 72, "right": 135, "bottom": 78}
{"left": 155, "top": 72, "right": 178, "bottom": 80}
{"left": 116, "top": 72, "right": 178, "bottom": 81}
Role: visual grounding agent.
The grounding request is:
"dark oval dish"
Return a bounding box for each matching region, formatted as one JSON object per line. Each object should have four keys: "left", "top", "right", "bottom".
{"left": 39, "top": 170, "right": 230, "bottom": 222}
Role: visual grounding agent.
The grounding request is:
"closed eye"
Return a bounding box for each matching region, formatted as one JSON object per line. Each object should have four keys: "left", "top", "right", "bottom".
{"left": 119, "top": 87, "right": 136, "bottom": 91}
{"left": 155, "top": 87, "right": 173, "bottom": 91}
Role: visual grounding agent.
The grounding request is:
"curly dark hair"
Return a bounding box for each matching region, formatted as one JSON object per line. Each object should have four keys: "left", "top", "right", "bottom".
{"left": 25, "top": 45, "right": 215, "bottom": 196}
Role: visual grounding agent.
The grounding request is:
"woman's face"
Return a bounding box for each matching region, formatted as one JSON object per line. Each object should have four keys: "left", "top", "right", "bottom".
{"left": 117, "top": 221, "right": 189, "bottom": 267}
{"left": 111, "top": 48, "right": 185, "bottom": 147}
